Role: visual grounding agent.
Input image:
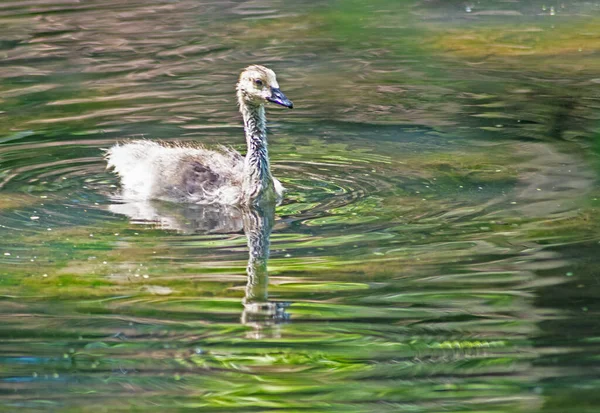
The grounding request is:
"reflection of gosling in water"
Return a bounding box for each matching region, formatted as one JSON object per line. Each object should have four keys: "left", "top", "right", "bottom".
{"left": 105, "top": 65, "right": 293, "bottom": 206}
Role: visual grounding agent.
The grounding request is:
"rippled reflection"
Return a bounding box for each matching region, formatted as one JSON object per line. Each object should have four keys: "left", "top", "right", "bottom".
{"left": 109, "top": 199, "right": 289, "bottom": 338}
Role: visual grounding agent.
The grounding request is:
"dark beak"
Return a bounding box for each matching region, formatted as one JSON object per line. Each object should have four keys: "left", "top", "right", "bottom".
{"left": 267, "top": 87, "right": 293, "bottom": 109}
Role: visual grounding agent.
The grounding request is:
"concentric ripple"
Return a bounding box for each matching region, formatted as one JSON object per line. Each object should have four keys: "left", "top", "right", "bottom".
{"left": 0, "top": 133, "right": 429, "bottom": 234}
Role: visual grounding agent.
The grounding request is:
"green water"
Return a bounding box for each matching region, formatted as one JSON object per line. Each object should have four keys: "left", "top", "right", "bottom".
{"left": 1, "top": 0, "right": 600, "bottom": 412}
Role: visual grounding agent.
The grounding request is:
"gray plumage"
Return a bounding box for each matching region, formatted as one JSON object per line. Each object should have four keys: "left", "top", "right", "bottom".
{"left": 105, "top": 65, "right": 292, "bottom": 206}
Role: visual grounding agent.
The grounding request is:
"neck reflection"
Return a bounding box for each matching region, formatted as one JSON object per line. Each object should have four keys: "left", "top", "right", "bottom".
{"left": 241, "top": 203, "right": 289, "bottom": 338}
{"left": 109, "top": 200, "right": 289, "bottom": 337}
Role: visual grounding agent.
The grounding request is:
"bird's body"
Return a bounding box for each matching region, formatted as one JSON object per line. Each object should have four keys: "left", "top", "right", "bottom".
{"left": 106, "top": 140, "right": 284, "bottom": 205}
{"left": 105, "top": 65, "right": 292, "bottom": 206}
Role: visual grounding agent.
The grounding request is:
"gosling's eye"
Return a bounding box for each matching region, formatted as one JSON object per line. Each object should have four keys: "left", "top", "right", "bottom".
{"left": 254, "top": 79, "right": 264, "bottom": 87}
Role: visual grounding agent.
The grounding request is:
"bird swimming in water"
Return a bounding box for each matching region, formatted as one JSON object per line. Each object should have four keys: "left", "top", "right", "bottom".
{"left": 105, "top": 65, "right": 293, "bottom": 206}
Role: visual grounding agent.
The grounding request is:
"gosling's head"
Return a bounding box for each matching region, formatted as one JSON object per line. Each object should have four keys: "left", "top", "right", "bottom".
{"left": 237, "top": 65, "right": 293, "bottom": 109}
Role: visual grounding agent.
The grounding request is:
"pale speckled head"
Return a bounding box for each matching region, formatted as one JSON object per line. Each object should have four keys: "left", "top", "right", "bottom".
{"left": 237, "top": 65, "right": 293, "bottom": 109}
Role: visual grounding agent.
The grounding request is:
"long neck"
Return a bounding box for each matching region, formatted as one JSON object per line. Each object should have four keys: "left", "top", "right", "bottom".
{"left": 240, "top": 102, "right": 272, "bottom": 201}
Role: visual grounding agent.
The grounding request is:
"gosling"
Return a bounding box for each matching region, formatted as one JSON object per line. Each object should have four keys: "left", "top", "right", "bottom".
{"left": 105, "top": 65, "right": 293, "bottom": 206}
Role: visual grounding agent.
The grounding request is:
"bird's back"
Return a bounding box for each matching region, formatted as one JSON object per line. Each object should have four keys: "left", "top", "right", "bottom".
{"left": 106, "top": 140, "right": 245, "bottom": 204}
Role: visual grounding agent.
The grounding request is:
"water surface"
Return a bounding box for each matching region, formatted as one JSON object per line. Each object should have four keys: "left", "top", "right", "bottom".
{"left": 1, "top": 1, "right": 600, "bottom": 412}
